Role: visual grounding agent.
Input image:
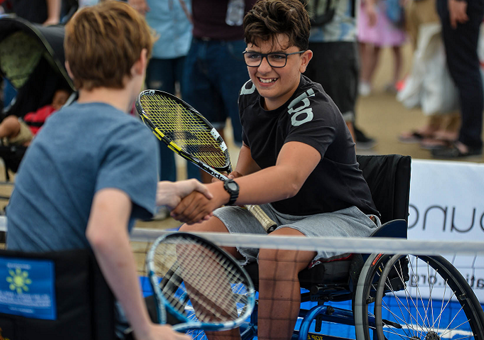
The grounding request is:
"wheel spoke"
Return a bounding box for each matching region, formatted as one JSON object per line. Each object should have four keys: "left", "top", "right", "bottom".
{"left": 372, "top": 255, "right": 483, "bottom": 340}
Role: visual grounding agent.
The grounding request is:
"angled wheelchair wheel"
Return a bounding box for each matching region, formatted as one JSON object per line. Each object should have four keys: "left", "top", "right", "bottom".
{"left": 374, "top": 254, "right": 484, "bottom": 340}
{"left": 354, "top": 253, "right": 395, "bottom": 340}
{"left": 355, "top": 254, "right": 484, "bottom": 340}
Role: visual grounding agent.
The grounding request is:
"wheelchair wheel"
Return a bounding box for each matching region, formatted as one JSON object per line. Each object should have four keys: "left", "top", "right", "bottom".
{"left": 355, "top": 254, "right": 484, "bottom": 340}
{"left": 354, "top": 253, "right": 394, "bottom": 340}
{"left": 375, "top": 255, "right": 484, "bottom": 339}
{"left": 374, "top": 254, "right": 484, "bottom": 340}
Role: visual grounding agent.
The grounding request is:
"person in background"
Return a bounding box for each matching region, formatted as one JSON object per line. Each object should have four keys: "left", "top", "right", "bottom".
{"left": 9, "top": 0, "right": 62, "bottom": 25}
{"left": 129, "top": 0, "right": 201, "bottom": 219}
{"left": 304, "top": 0, "right": 377, "bottom": 149}
{"left": 431, "top": 0, "right": 484, "bottom": 158}
{"left": 128, "top": 0, "right": 200, "bottom": 182}
{"left": 0, "top": 88, "right": 70, "bottom": 146}
{"left": 358, "top": 0, "right": 407, "bottom": 95}
{"left": 398, "top": 0, "right": 460, "bottom": 150}
{"left": 182, "top": 0, "right": 257, "bottom": 183}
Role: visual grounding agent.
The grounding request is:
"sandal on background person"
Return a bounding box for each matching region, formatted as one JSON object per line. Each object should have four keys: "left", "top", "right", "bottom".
{"left": 431, "top": 141, "right": 483, "bottom": 159}
{"left": 398, "top": 130, "right": 435, "bottom": 143}
{"left": 419, "top": 138, "right": 453, "bottom": 150}
{"left": 419, "top": 129, "right": 458, "bottom": 150}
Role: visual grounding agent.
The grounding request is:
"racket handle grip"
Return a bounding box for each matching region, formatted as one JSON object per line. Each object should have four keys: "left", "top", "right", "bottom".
{"left": 246, "top": 205, "right": 277, "bottom": 233}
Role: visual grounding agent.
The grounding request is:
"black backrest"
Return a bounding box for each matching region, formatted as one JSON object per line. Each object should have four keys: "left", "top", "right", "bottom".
{"left": 0, "top": 248, "right": 116, "bottom": 340}
{"left": 356, "top": 154, "right": 411, "bottom": 224}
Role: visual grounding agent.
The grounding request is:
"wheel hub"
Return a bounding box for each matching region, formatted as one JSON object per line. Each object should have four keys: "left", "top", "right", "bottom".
{"left": 425, "top": 331, "right": 441, "bottom": 340}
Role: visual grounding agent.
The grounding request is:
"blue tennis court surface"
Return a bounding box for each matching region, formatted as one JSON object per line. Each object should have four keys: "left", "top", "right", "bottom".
{"left": 139, "top": 276, "right": 484, "bottom": 339}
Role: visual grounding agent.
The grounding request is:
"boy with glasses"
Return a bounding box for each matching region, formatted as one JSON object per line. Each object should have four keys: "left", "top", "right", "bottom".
{"left": 175, "top": 0, "right": 380, "bottom": 339}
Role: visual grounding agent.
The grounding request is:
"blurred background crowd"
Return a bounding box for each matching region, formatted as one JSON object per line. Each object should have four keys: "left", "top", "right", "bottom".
{"left": 0, "top": 0, "right": 483, "bottom": 218}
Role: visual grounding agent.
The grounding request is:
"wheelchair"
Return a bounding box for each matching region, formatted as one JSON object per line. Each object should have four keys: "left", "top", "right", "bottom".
{"left": 232, "top": 154, "right": 484, "bottom": 340}
{"left": 0, "top": 248, "right": 116, "bottom": 340}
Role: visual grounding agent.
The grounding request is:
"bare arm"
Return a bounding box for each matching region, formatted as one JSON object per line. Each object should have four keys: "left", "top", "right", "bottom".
{"left": 448, "top": 0, "right": 468, "bottom": 28}
{"left": 171, "top": 142, "right": 321, "bottom": 222}
{"left": 157, "top": 179, "right": 213, "bottom": 209}
{"left": 43, "top": 0, "right": 61, "bottom": 26}
{"left": 86, "top": 188, "right": 190, "bottom": 340}
{"left": 229, "top": 143, "right": 262, "bottom": 178}
{"left": 364, "top": 0, "right": 378, "bottom": 27}
{"left": 225, "top": 141, "right": 321, "bottom": 205}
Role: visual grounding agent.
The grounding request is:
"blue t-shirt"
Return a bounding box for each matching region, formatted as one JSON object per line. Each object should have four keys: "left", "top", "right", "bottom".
{"left": 6, "top": 102, "right": 159, "bottom": 252}
{"left": 146, "top": 0, "right": 192, "bottom": 59}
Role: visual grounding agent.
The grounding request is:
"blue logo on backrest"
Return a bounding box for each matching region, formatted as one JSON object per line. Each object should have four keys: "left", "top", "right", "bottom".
{"left": 0, "top": 257, "right": 56, "bottom": 320}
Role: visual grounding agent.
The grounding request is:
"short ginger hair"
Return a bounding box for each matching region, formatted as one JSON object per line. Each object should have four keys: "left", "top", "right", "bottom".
{"left": 64, "top": 0, "right": 155, "bottom": 91}
{"left": 243, "top": 0, "right": 311, "bottom": 51}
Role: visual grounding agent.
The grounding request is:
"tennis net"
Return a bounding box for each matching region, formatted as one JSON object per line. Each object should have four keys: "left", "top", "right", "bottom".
{"left": 131, "top": 228, "right": 484, "bottom": 340}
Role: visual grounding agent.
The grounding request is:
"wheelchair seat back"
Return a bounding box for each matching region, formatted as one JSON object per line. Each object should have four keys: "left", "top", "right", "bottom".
{"left": 0, "top": 248, "right": 116, "bottom": 340}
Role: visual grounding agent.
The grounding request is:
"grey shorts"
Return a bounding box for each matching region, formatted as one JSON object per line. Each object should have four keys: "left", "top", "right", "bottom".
{"left": 213, "top": 205, "right": 380, "bottom": 263}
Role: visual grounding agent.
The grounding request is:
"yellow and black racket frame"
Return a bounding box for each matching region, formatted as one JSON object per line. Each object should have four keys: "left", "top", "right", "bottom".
{"left": 135, "top": 89, "right": 233, "bottom": 181}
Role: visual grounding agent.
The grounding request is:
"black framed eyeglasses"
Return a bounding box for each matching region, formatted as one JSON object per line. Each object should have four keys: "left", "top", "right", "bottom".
{"left": 242, "top": 50, "right": 306, "bottom": 68}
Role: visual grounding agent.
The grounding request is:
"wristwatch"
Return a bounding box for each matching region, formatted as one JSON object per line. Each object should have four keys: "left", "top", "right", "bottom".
{"left": 223, "top": 179, "right": 239, "bottom": 206}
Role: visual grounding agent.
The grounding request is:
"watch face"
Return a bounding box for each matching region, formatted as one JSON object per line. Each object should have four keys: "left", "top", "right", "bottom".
{"left": 227, "top": 182, "right": 238, "bottom": 191}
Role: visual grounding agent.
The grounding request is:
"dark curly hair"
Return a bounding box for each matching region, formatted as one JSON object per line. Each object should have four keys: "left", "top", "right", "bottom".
{"left": 243, "top": 0, "right": 310, "bottom": 51}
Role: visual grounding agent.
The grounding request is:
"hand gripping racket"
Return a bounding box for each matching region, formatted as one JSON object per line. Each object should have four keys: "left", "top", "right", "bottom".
{"left": 136, "top": 89, "right": 277, "bottom": 233}
{"left": 147, "top": 232, "right": 255, "bottom": 334}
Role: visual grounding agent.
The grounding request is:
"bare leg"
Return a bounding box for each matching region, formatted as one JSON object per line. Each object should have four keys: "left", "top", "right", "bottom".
{"left": 391, "top": 45, "right": 402, "bottom": 86}
{"left": 359, "top": 43, "right": 380, "bottom": 85}
{"left": 257, "top": 228, "right": 316, "bottom": 340}
{"left": 0, "top": 115, "right": 22, "bottom": 140}
{"left": 358, "top": 42, "right": 371, "bottom": 84}
{"left": 364, "top": 45, "right": 381, "bottom": 86}
{"left": 179, "top": 223, "right": 317, "bottom": 340}
{"left": 179, "top": 217, "right": 240, "bottom": 258}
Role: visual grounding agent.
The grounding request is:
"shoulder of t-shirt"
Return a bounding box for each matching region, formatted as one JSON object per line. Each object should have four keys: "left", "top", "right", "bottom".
{"left": 59, "top": 102, "right": 140, "bottom": 121}
{"left": 295, "top": 75, "right": 337, "bottom": 109}
{"left": 57, "top": 102, "right": 152, "bottom": 140}
{"left": 291, "top": 75, "right": 334, "bottom": 109}
{"left": 238, "top": 80, "right": 258, "bottom": 108}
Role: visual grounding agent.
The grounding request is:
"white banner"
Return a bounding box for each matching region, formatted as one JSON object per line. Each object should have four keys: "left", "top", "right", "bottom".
{"left": 408, "top": 159, "right": 484, "bottom": 302}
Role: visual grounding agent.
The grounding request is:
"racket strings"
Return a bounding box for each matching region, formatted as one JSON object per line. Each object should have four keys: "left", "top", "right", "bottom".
{"left": 179, "top": 254, "right": 248, "bottom": 321}
{"left": 171, "top": 249, "right": 246, "bottom": 322}
{"left": 140, "top": 95, "right": 228, "bottom": 168}
{"left": 159, "top": 266, "right": 187, "bottom": 313}
{"left": 152, "top": 239, "right": 251, "bottom": 324}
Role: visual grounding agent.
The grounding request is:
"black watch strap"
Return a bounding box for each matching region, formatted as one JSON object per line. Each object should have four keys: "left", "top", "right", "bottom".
{"left": 223, "top": 179, "right": 239, "bottom": 206}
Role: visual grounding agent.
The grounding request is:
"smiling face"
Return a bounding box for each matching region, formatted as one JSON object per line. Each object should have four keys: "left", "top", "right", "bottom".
{"left": 246, "top": 34, "right": 312, "bottom": 111}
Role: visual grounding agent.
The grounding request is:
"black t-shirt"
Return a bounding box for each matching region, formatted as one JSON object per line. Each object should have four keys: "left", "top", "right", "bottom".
{"left": 12, "top": 0, "right": 48, "bottom": 24}
{"left": 239, "top": 75, "right": 379, "bottom": 217}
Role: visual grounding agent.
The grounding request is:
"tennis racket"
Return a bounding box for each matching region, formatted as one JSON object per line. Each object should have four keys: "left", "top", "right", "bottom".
{"left": 136, "top": 89, "right": 277, "bottom": 233}
{"left": 147, "top": 232, "right": 256, "bottom": 334}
